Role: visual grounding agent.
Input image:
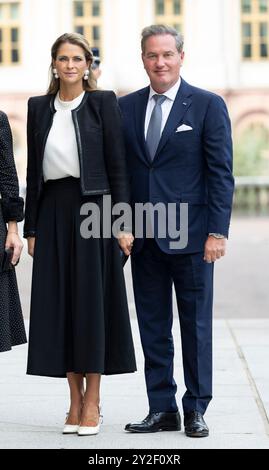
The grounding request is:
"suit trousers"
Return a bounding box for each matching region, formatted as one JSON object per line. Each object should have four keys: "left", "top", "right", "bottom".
{"left": 131, "top": 238, "right": 214, "bottom": 415}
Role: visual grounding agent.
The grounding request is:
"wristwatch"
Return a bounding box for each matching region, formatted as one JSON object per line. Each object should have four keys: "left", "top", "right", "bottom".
{"left": 208, "top": 233, "right": 225, "bottom": 239}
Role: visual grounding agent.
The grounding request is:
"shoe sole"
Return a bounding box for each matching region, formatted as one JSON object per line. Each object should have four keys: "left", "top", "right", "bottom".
{"left": 185, "top": 430, "right": 209, "bottom": 438}
{"left": 125, "top": 425, "right": 181, "bottom": 433}
{"left": 62, "top": 426, "right": 79, "bottom": 434}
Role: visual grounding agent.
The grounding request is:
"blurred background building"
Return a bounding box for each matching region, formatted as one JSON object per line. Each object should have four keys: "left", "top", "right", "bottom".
{"left": 0, "top": 0, "right": 269, "bottom": 196}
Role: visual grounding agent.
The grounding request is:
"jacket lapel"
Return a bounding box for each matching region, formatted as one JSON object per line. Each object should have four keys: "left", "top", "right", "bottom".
{"left": 36, "top": 95, "right": 56, "bottom": 166}
{"left": 134, "top": 87, "right": 152, "bottom": 164}
{"left": 154, "top": 78, "right": 193, "bottom": 161}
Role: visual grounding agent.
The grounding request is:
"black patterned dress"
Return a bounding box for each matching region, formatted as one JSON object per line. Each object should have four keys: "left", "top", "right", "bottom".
{"left": 0, "top": 111, "right": 27, "bottom": 352}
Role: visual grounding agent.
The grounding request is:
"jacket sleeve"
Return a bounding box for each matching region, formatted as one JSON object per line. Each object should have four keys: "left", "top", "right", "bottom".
{"left": 101, "top": 91, "right": 131, "bottom": 206}
{"left": 203, "top": 94, "right": 234, "bottom": 237}
{"left": 0, "top": 111, "right": 24, "bottom": 222}
{"left": 23, "top": 98, "right": 38, "bottom": 238}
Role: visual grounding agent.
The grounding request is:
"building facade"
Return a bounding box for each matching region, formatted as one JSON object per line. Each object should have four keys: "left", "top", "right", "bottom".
{"left": 0, "top": 0, "right": 269, "bottom": 180}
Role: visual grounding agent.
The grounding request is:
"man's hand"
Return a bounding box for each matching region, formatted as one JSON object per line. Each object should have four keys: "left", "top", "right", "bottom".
{"left": 203, "top": 235, "right": 226, "bottom": 263}
{"left": 117, "top": 232, "right": 134, "bottom": 256}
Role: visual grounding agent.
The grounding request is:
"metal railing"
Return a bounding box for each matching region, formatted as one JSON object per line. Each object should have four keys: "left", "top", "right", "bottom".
{"left": 19, "top": 177, "right": 269, "bottom": 214}
{"left": 234, "top": 176, "right": 269, "bottom": 214}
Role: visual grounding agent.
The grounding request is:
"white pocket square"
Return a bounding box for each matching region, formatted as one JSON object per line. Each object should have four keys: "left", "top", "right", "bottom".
{"left": 175, "top": 124, "right": 193, "bottom": 133}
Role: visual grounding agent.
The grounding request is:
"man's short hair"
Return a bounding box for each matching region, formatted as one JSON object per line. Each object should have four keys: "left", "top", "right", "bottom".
{"left": 141, "top": 24, "right": 184, "bottom": 54}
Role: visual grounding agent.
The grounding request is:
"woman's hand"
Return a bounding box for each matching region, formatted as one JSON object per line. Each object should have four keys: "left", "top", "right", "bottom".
{"left": 117, "top": 232, "right": 134, "bottom": 256}
{"left": 5, "top": 231, "right": 24, "bottom": 266}
{"left": 27, "top": 237, "right": 36, "bottom": 258}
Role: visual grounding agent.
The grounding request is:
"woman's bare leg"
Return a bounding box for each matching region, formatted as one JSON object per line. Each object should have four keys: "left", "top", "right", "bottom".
{"left": 80, "top": 373, "right": 101, "bottom": 426}
{"left": 66, "top": 372, "right": 84, "bottom": 425}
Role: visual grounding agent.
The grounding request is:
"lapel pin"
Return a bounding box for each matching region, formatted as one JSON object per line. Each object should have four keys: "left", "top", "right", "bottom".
{"left": 183, "top": 102, "right": 187, "bottom": 105}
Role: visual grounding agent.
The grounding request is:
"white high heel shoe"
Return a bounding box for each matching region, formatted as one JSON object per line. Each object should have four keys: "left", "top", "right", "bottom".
{"left": 63, "top": 423, "right": 80, "bottom": 434}
{"left": 62, "top": 412, "right": 80, "bottom": 434}
{"left": 77, "top": 406, "right": 103, "bottom": 436}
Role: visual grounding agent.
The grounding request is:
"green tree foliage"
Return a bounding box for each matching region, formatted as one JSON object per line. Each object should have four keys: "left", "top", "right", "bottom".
{"left": 234, "top": 124, "right": 269, "bottom": 176}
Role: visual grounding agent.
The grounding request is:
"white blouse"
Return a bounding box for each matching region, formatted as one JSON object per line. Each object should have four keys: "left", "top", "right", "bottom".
{"left": 43, "top": 91, "right": 85, "bottom": 182}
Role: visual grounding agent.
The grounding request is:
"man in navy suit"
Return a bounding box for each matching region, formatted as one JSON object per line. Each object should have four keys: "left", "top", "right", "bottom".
{"left": 119, "top": 25, "right": 234, "bottom": 437}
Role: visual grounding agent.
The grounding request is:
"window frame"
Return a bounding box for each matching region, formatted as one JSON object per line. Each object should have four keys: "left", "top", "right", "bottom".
{"left": 154, "top": 0, "right": 184, "bottom": 34}
{"left": 73, "top": 0, "right": 102, "bottom": 54}
{"left": 0, "top": 1, "right": 21, "bottom": 66}
{"left": 241, "top": 0, "right": 269, "bottom": 61}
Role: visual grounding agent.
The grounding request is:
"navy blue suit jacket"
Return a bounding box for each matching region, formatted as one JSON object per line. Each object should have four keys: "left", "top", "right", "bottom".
{"left": 119, "top": 78, "right": 234, "bottom": 254}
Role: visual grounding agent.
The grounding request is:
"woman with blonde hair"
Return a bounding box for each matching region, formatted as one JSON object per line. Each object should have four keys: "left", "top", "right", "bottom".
{"left": 24, "top": 33, "right": 136, "bottom": 436}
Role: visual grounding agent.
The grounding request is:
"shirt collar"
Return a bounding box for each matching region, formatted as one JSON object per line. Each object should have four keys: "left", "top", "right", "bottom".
{"left": 149, "top": 76, "right": 181, "bottom": 102}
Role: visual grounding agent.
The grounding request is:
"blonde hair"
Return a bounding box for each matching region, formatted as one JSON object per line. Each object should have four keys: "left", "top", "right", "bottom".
{"left": 47, "top": 32, "right": 97, "bottom": 94}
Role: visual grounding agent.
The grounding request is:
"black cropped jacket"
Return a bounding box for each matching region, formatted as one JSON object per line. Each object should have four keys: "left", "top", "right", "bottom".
{"left": 23, "top": 90, "right": 130, "bottom": 238}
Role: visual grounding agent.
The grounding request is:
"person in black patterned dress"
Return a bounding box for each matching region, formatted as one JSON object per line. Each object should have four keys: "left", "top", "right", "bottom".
{"left": 0, "top": 111, "right": 26, "bottom": 352}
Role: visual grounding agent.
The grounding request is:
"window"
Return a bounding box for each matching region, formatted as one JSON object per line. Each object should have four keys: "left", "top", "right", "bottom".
{"left": 173, "top": 0, "right": 181, "bottom": 15}
{"left": 155, "top": 0, "right": 184, "bottom": 33}
{"left": 73, "top": 0, "right": 102, "bottom": 53}
{"left": 0, "top": 28, "right": 2, "bottom": 63}
{"left": 242, "top": 0, "right": 252, "bottom": 13}
{"left": 156, "top": 0, "right": 165, "bottom": 15}
{"left": 92, "top": 25, "right": 100, "bottom": 41}
{"left": 10, "top": 1, "right": 19, "bottom": 18}
{"left": 74, "top": 1, "right": 84, "bottom": 17}
{"left": 0, "top": 2, "right": 21, "bottom": 65}
{"left": 75, "top": 25, "right": 84, "bottom": 35}
{"left": 92, "top": 0, "right": 100, "bottom": 16}
{"left": 259, "top": 0, "right": 268, "bottom": 12}
{"left": 241, "top": 0, "right": 269, "bottom": 60}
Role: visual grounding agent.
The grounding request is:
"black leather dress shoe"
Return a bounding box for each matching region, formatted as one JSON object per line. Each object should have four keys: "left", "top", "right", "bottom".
{"left": 125, "top": 411, "right": 181, "bottom": 433}
{"left": 184, "top": 411, "right": 209, "bottom": 437}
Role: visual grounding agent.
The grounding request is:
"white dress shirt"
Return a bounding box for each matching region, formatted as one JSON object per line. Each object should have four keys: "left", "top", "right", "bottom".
{"left": 144, "top": 77, "right": 181, "bottom": 139}
{"left": 43, "top": 91, "right": 85, "bottom": 182}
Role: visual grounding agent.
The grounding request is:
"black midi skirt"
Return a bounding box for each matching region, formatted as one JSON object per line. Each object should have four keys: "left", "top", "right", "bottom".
{"left": 27, "top": 177, "right": 136, "bottom": 377}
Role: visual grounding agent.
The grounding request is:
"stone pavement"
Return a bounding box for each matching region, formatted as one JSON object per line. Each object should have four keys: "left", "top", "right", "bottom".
{"left": 0, "top": 318, "right": 268, "bottom": 449}
{"left": 0, "top": 216, "right": 268, "bottom": 449}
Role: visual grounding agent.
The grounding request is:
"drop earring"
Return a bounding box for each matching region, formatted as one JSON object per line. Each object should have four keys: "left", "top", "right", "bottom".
{"left": 84, "top": 69, "right": 89, "bottom": 81}
{"left": 53, "top": 68, "right": 59, "bottom": 79}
